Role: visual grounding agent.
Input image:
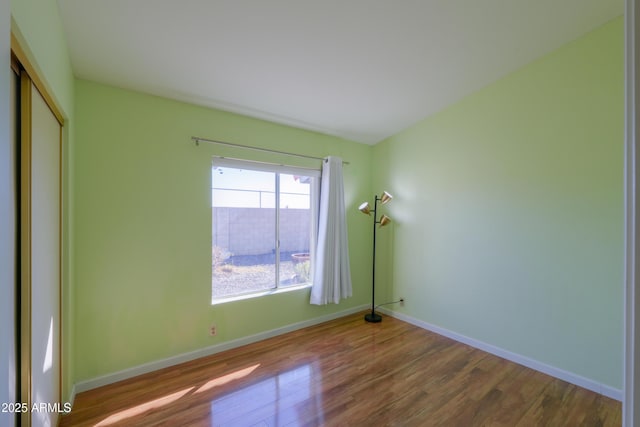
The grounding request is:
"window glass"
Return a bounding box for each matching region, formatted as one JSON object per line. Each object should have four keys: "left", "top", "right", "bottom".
{"left": 212, "top": 160, "right": 318, "bottom": 300}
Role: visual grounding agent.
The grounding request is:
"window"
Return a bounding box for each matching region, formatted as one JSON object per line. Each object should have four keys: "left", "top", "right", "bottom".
{"left": 212, "top": 158, "right": 320, "bottom": 300}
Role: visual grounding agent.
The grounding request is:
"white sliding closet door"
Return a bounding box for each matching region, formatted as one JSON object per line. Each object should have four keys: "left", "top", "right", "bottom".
{"left": 21, "top": 78, "right": 62, "bottom": 427}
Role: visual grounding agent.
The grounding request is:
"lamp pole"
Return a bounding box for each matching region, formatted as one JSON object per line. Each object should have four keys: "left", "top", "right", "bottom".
{"left": 365, "top": 194, "right": 383, "bottom": 323}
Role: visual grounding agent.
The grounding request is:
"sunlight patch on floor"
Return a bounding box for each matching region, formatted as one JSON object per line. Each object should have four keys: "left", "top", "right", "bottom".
{"left": 94, "top": 387, "right": 195, "bottom": 426}
{"left": 195, "top": 364, "right": 261, "bottom": 394}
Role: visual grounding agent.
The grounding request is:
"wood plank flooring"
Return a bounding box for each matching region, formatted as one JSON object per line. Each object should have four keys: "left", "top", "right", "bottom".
{"left": 60, "top": 312, "right": 621, "bottom": 426}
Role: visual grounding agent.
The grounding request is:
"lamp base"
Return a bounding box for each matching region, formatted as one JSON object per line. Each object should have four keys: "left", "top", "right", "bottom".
{"left": 364, "top": 312, "right": 382, "bottom": 323}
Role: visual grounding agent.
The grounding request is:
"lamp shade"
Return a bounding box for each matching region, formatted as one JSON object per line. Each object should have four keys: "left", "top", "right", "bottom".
{"left": 359, "top": 202, "right": 371, "bottom": 215}
{"left": 379, "top": 215, "right": 391, "bottom": 227}
{"left": 380, "top": 191, "right": 393, "bottom": 204}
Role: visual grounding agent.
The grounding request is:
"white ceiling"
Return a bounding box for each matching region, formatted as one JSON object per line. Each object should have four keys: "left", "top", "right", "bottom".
{"left": 57, "top": 0, "right": 623, "bottom": 144}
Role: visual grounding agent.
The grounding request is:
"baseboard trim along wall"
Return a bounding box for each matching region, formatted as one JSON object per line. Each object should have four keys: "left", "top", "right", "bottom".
{"left": 379, "top": 308, "right": 623, "bottom": 401}
{"left": 73, "top": 304, "right": 369, "bottom": 394}
{"left": 67, "top": 384, "right": 76, "bottom": 411}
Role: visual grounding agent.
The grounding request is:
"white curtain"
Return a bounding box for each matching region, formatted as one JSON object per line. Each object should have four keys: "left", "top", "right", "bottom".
{"left": 310, "top": 156, "right": 353, "bottom": 305}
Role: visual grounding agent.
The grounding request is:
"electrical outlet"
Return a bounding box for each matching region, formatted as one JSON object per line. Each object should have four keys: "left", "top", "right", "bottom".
{"left": 209, "top": 324, "right": 217, "bottom": 336}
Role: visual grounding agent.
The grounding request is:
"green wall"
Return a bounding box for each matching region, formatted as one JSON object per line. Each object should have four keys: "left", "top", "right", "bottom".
{"left": 73, "top": 80, "right": 372, "bottom": 382}
{"left": 374, "top": 17, "right": 624, "bottom": 389}
{"left": 11, "top": 0, "right": 75, "bottom": 115}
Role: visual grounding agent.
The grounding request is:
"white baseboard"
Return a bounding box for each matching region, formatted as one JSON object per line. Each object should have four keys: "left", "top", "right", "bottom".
{"left": 66, "top": 384, "right": 76, "bottom": 411}
{"left": 74, "top": 304, "right": 369, "bottom": 394}
{"left": 379, "top": 308, "right": 623, "bottom": 401}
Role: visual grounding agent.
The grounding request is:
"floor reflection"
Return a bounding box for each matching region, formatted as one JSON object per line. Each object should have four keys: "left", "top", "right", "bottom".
{"left": 196, "top": 364, "right": 261, "bottom": 394}
{"left": 95, "top": 387, "right": 195, "bottom": 426}
{"left": 210, "top": 362, "right": 323, "bottom": 426}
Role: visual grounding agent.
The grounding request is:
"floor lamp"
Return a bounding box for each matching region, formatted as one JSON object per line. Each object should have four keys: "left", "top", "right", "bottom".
{"left": 359, "top": 191, "right": 393, "bottom": 323}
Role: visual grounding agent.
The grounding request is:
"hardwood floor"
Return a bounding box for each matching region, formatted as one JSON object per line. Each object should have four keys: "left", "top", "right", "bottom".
{"left": 60, "top": 312, "right": 621, "bottom": 426}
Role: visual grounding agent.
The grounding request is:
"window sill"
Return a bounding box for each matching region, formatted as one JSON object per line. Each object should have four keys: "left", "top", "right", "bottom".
{"left": 211, "top": 283, "right": 312, "bottom": 305}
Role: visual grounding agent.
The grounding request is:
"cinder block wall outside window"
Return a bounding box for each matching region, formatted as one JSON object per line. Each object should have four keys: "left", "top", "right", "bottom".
{"left": 213, "top": 207, "right": 310, "bottom": 256}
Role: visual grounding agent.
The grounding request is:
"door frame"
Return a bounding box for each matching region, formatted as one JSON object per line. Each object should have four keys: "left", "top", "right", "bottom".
{"left": 11, "top": 35, "right": 64, "bottom": 427}
{"left": 624, "top": 0, "right": 639, "bottom": 425}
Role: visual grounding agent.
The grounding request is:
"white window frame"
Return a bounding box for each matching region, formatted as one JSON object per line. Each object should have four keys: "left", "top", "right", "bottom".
{"left": 211, "top": 157, "right": 320, "bottom": 303}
